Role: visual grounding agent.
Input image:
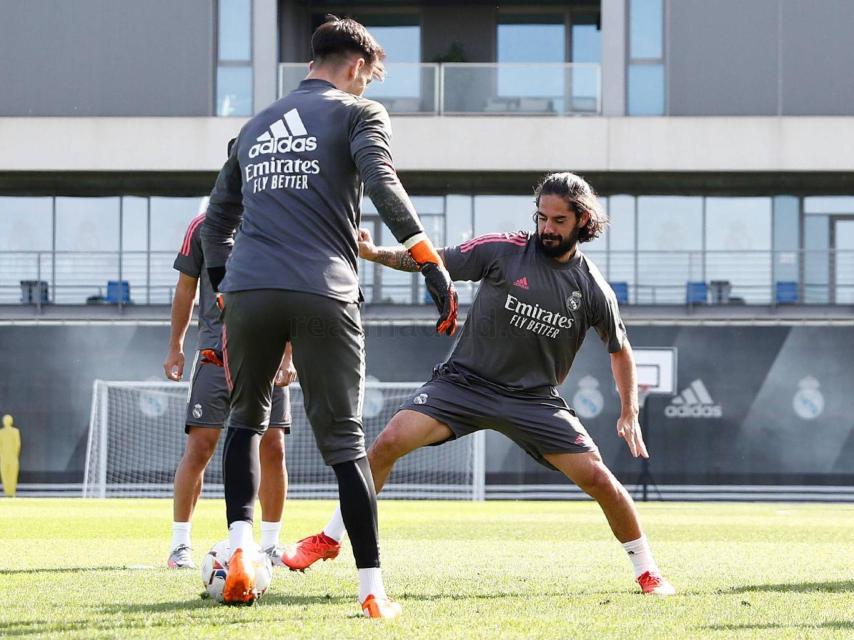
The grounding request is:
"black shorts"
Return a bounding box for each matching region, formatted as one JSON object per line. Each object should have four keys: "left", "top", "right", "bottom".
{"left": 185, "top": 351, "right": 290, "bottom": 433}
{"left": 221, "top": 290, "right": 365, "bottom": 466}
{"left": 399, "top": 365, "right": 597, "bottom": 471}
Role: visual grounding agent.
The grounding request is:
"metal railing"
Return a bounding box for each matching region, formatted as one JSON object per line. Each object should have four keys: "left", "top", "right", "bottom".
{"left": 278, "top": 62, "right": 601, "bottom": 116}
{"left": 2, "top": 248, "right": 852, "bottom": 308}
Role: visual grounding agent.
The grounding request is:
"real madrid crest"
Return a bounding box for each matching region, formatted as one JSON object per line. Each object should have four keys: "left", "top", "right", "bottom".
{"left": 567, "top": 290, "right": 582, "bottom": 312}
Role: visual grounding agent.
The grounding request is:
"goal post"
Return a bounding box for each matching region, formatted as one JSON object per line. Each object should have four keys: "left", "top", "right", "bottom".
{"left": 82, "top": 379, "right": 486, "bottom": 500}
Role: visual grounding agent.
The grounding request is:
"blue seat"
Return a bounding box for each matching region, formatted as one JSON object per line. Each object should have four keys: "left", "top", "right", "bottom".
{"left": 686, "top": 281, "right": 708, "bottom": 304}
{"left": 609, "top": 281, "right": 629, "bottom": 304}
{"left": 775, "top": 281, "right": 798, "bottom": 304}
{"left": 106, "top": 280, "right": 130, "bottom": 304}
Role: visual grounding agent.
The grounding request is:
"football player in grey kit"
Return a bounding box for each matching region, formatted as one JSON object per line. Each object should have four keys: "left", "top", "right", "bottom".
{"left": 201, "top": 16, "right": 457, "bottom": 614}
{"left": 164, "top": 200, "right": 296, "bottom": 570}
{"left": 287, "top": 172, "right": 675, "bottom": 596}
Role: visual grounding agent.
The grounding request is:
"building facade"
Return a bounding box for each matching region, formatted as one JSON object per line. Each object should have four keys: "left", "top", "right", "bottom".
{"left": 1, "top": 0, "right": 853, "bottom": 493}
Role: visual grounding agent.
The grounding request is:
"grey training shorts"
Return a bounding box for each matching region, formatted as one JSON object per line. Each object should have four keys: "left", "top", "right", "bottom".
{"left": 185, "top": 352, "right": 290, "bottom": 433}
{"left": 221, "top": 289, "right": 365, "bottom": 466}
{"left": 399, "top": 364, "right": 597, "bottom": 471}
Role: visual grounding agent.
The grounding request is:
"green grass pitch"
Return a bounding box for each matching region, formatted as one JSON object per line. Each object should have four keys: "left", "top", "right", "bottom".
{"left": 1, "top": 499, "right": 852, "bottom": 639}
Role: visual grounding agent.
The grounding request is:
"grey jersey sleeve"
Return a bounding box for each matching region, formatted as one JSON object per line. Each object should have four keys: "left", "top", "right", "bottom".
{"left": 201, "top": 137, "right": 242, "bottom": 271}
{"left": 350, "top": 101, "right": 423, "bottom": 244}
{"left": 172, "top": 217, "right": 204, "bottom": 278}
{"left": 591, "top": 283, "right": 627, "bottom": 353}
{"left": 442, "top": 234, "right": 522, "bottom": 282}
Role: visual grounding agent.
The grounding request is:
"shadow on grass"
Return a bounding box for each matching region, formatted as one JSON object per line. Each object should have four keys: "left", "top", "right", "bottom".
{"left": 727, "top": 580, "right": 854, "bottom": 594}
{"left": 704, "top": 621, "right": 854, "bottom": 632}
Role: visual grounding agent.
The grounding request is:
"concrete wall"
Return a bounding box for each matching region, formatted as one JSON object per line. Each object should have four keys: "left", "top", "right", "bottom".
{"left": 668, "top": 0, "right": 854, "bottom": 116}
{"left": 4, "top": 116, "right": 854, "bottom": 173}
{"left": 0, "top": 0, "right": 215, "bottom": 117}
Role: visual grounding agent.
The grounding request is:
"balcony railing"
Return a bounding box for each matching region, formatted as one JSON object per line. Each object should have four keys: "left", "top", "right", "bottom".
{"left": 2, "top": 249, "right": 852, "bottom": 309}
{"left": 278, "top": 63, "right": 601, "bottom": 116}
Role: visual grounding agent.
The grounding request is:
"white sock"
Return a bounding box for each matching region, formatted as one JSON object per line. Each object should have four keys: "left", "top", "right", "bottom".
{"left": 228, "top": 520, "right": 255, "bottom": 555}
{"left": 260, "top": 521, "right": 282, "bottom": 549}
{"left": 622, "top": 535, "right": 659, "bottom": 578}
{"left": 358, "top": 567, "right": 387, "bottom": 602}
{"left": 171, "top": 522, "right": 191, "bottom": 549}
{"left": 323, "top": 507, "right": 347, "bottom": 542}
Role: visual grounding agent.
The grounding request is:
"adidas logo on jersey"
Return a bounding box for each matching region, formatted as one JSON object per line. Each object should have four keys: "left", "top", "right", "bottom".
{"left": 664, "top": 379, "right": 722, "bottom": 418}
{"left": 249, "top": 108, "right": 317, "bottom": 158}
{"left": 513, "top": 277, "right": 529, "bottom": 290}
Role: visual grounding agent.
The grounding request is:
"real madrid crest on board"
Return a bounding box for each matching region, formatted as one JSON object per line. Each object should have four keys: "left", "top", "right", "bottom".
{"left": 572, "top": 375, "right": 603, "bottom": 419}
{"left": 793, "top": 376, "right": 824, "bottom": 420}
{"left": 567, "top": 291, "right": 582, "bottom": 312}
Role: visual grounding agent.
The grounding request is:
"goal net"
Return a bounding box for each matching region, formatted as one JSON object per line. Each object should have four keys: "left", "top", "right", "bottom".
{"left": 83, "top": 380, "right": 485, "bottom": 500}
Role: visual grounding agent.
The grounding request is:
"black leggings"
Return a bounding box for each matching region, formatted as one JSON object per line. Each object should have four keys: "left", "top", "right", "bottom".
{"left": 333, "top": 456, "right": 380, "bottom": 568}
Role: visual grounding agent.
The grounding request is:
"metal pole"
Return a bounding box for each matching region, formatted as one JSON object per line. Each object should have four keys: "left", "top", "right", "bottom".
{"left": 472, "top": 430, "right": 486, "bottom": 501}
{"left": 118, "top": 198, "right": 124, "bottom": 313}
{"left": 97, "top": 381, "right": 109, "bottom": 499}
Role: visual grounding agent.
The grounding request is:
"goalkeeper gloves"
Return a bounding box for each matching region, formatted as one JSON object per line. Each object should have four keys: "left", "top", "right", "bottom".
{"left": 200, "top": 348, "right": 224, "bottom": 367}
{"left": 405, "top": 233, "right": 458, "bottom": 336}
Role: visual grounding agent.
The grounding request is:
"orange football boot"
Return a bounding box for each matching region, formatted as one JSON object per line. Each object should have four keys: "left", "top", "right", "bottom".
{"left": 282, "top": 532, "right": 341, "bottom": 571}
{"left": 222, "top": 547, "right": 256, "bottom": 605}
{"left": 637, "top": 571, "right": 676, "bottom": 596}
{"left": 361, "top": 594, "right": 402, "bottom": 619}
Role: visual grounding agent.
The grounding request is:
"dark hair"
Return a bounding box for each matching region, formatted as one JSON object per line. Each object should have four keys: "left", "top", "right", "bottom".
{"left": 534, "top": 172, "right": 608, "bottom": 243}
{"left": 311, "top": 15, "right": 386, "bottom": 80}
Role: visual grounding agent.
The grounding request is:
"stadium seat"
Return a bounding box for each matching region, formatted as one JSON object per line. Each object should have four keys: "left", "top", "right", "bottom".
{"left": 609, "top": 281, "right": 630, "bottom": 304}
{"left": 106, "top": 280, "right": 130, "bottom": 304}
{"left": 775, "top": 281, "right": 799, "bottom": 304}
{"left": 686, "top": 281, "right": 708, "bottom": 305}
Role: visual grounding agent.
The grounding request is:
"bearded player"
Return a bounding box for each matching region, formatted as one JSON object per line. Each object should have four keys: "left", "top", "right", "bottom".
{"left": 284, "top": 172, "right": 675, "bottom": 596}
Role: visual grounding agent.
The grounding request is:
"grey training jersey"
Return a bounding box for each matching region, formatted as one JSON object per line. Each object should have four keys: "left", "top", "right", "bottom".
{"left": 173, "top": 213, "right": 222, "bottom": 351}
{"left": 203, "top": 78, "right": 398, "bottom": 303}
{"left": 443, "top": 232, "right": 627, "bottom": 393}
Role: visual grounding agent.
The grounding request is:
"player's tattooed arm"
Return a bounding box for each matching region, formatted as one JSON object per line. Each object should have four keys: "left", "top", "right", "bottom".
{"left": 359, "top": 228, "right": 443, "bottom": 272}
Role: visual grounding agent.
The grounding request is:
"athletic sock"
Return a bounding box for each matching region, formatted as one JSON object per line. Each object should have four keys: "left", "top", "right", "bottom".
{"left": 358, "top": 567, "right": 387, "bottom": 603}
{"left": 171, "top": 522, "right": 191, "bottom": 549}
{"left": 229, "top": 520, "right": 255, "bottom": 554}
{"left": 323, "top": 507, "right": 347, "bottom": 543}
{"left": 260, "top": 521, "right": 282, "bottom": 549}
{"left": 332, "top": 456, "right": 380, "bottom": 569}
{"left": 622, "top": 534, "right": 660, "bottom": 578}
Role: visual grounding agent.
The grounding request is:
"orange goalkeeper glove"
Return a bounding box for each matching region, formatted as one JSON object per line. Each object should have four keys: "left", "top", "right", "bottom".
{"left": 406, "top": 233, "right": 458, "bottom": 336}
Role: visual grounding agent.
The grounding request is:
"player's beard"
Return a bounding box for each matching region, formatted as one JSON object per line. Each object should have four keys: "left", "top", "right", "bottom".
{"left": 536, "top": 226, "right": 579, "bottom": 258}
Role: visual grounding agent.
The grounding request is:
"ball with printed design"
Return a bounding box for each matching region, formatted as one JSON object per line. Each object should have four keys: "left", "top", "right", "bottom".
{"left": 200, "top": 540, "right": 273, "bottom": 603}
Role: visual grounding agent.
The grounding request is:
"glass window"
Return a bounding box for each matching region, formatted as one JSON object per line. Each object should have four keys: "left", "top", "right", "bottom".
{"left": 219, "top": 0, "right": 252, "bottom": 62}
{"left": 628, "top": 64, "right": 664, "bottom": 115}
{"left": 55, "top": 197, "right": 119, "bottom": 252}
{"left": 121, "top": 197, "right": 150, "bottom": 302}
{"left": 0, "top": 197, "right": 52, "bottom": 251}
{"left": 150, "top": 198, "right": 204, "bottom": 252}
{"left": 445, "top": 196, "right": 473, "bottom": 247}
{"left": 803, "top": 196, "right": 854, "bottom": 214}
{"left": 0, "top": 197, "right": 53, "bottom": 303}
{"left": 217, "top": 66, "right": 253, "bottom": 116}
{"left": 773, "top": 196, "right": 800, "bottom": 283}
{"left": 629, "top": 0, "right": 663, "bottom": 60}
{"left": 606, "top": 195, "right": 636, "bottom": 296}
{"left": 474, "top": 196, "right": 533, "bottom": 236}
{"left": 705, "top": 198, "right": 772, "bottom": 303}
{"left": 637, "top": 197, "right": 702, "bottom": 303}
{"left": 804, "top": 215, "right": 829, "bottom": 303}
{"left": 572, "top": 15, "right": 601, "bottom": 64}
{"left": 498, "top": 16, "right": 565, "bottom": 105}
{"left": 571, "top": 15, "right": 601, "bottom": 112}
{"left": 54, "top": 198, "right": 120, "bottom": 303}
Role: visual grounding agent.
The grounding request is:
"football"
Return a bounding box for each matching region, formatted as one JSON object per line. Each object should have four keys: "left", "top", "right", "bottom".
{"left": 200, "top": 540, "right": 273, "bottom": 603}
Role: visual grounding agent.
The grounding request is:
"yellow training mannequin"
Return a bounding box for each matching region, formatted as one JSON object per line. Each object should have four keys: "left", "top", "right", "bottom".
{"left": 0, "top": 414, "right": 21, "bottom": 497}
